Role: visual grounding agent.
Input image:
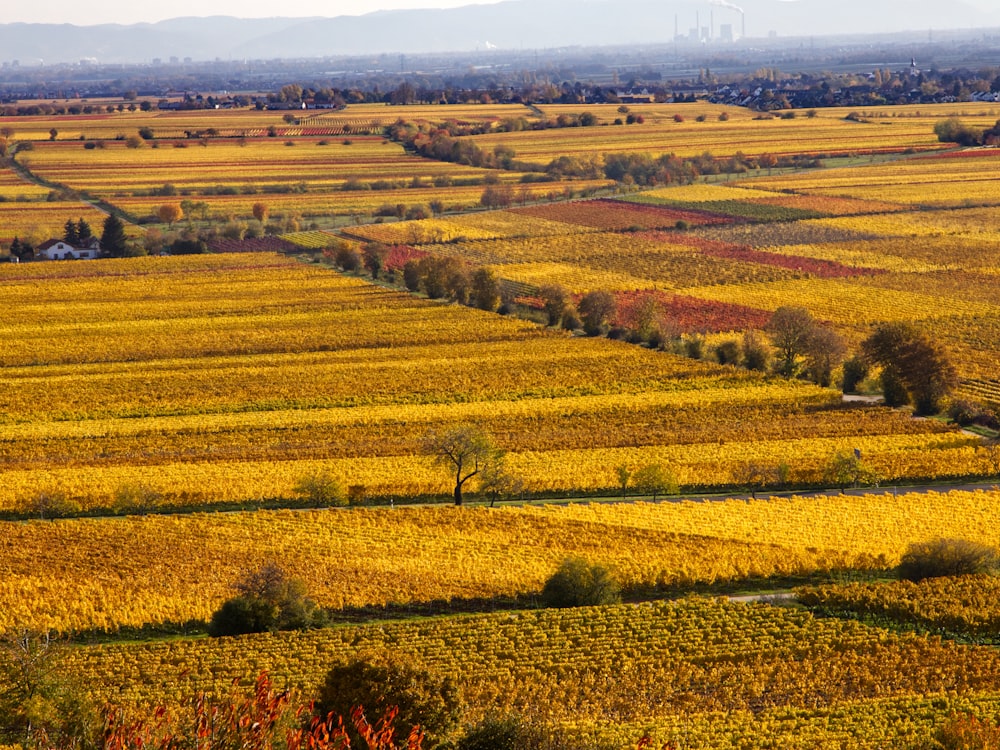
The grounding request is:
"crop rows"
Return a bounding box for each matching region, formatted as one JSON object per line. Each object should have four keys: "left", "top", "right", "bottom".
{"left": 3, "top": 487, "right": 1000, "bottom": 634}
{"left": 0, "top": 253, "right": 978, "bottom": 511}
{"left": 798, "top": 575, "right": 1000, "bottom": 637}
{"left": 56, "top": 598, "right": 1000, "bottom": 748}
{"left": 747, "top": 149, "right": 1000, "bottom": 207}
{"left": 513, "top": 197, "right": 734, "bottom": 229}
{"left": 1, "top": 103, "right": 538, "bottom": 142}
{"left": 465, "top": 108, "right": 962, "bottom": 162}
{"left": 281, "top": 229, "right": 340, "bottom": 248}
{"left": 0, "top": 201, "right": 110, "bottom": 243}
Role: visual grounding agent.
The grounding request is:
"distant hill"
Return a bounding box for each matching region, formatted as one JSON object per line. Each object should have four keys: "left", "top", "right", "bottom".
{"left": 0, "top": 0, "right": 996, "bottom": 64}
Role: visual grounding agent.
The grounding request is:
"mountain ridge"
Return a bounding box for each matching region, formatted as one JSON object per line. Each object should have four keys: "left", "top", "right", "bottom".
{"left": 0, "top": 0, "right": 995, "bottom": 65}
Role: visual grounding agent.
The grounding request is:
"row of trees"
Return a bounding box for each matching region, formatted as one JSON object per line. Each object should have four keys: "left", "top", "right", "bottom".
{"left": 734, "top": 306, "right": 956, "bottom": 415}
{"left": 934, "top": 116, "right": 1000, "bottom": 147}
{"left": 61, "top": 218, "right": 94, "bottom": 246}
{"left": 390, "top": 116, "right": 815, "bottom": 186}
{"left": 336, "top": 241, "right": 960, "bottom": 418}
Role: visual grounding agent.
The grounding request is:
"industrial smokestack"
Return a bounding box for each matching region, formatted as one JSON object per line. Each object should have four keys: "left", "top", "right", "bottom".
{"left": 709, "top": 0, "right": 745, "bottom": 39}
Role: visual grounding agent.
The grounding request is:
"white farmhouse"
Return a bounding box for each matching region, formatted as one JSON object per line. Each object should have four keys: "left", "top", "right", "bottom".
{"left": 36, "top": 237, "right": 101, "bottom": 260}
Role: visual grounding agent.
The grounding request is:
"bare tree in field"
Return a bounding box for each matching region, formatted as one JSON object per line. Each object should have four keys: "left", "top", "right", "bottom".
{"left": 424, "top": 424, "right": 498, "bottom": 506}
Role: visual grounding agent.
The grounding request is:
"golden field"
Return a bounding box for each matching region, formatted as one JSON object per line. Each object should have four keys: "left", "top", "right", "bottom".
{"left": 0, "top": 100, "right": 999, "bottom": 749}
{"left": 0, "top": 488, "right": 996, "bottom": 633}
{"left": 0, "top": 253, "right": 978, "bottom": 515}
{"left": 56, "top": 598, "right": 1000, "bottom": 748}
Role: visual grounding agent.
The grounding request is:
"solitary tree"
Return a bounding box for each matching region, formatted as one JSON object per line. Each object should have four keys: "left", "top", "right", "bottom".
{"left": 30, "top": 488, "right": 80, "bottom": 520}
{"left": 100, "top": 214, "right": 128, "bottom": 257}
{"left": 823, "top": 449, "right": 878, "bottom": 493}
{"left": 292, "top": 471, "right": 345, "bottom": 507}
{"left": 801, "top": 324, "right": 846, "bottom": 387}
{"left": 156, "top": 203, "right": 183, "bottom": 226}
{"left": 208, "top": 562, "right": 325, "bottom": 637}
{"left": 362, "top": 242, "right": 390, "bottom": 280}
{"left": 615, "top": 464, "right": 631, "bottom": 500}
{"left": 424, "top": 424, "right": 498, "bottom": 506}
{"left": 478, "top": 454, "right": 522, "bottom": 507}
{"left": 735, "top": 461, "right": 778, "bottom": 499}
{"left": 112, "top": 483, "right": 163, "bottom": 516}
{"left": 252, "top": 201, "right": 269, "bottom": 223}
{"left": 898, "top": 538, "right": 999, "bottom": 581}
{"left": 632, "top": 463, "right": 678, "bottom": 501}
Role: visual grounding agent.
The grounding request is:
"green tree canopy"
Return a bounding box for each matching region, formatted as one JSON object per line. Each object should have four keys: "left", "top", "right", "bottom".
{"left": 208, "top": 562, "right": 326, "bottom": 637}
{"left": 100, "top": 214, "right": 128, "bottom": 257}
{"left": 541, "top": 557, "right": 621, "bottom": 608}
{"left": 862, "top": 322, "right": 958, "bottom": 415}
{"left": 62, "top": 219, "right": 79, "bottom": 246}
{"left": 317, "top": 658, "right": 462, "bottom": 749}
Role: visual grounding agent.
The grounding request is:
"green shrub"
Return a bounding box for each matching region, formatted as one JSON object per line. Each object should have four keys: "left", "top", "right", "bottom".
{"left": 714, "top": 340, "right": 740, "bottom": 365}
{"left": 334, "top": 244, "right": 361, "bottom": 272}
{"left": 898, "top": 538, "right": 999, "bottom": 582}
{"left": 403, "top": 260, "right": 422, "bottom": 292}
{"left": 208, "top": 563, "right": 326, "bottom": 637}
{"left": 741, "top": 330, "right": 769, "bottom": 371}
{"left": 880, "top": 366, "right": 910, "bottom": 407}
{"left": 459, "top": 716, "right": 524, "bottom": 750}
{"left": 293, "top": 471, "right": 345, "bottom": 506}
{"left": 317, "top": 658, "right": 462, "bottom": 749}
{"left": 208, "top": 595, "right": 276, "bottom": 637}
{"left": 561, "top": 308, "right": 581, "bottom": 331}
{"left": 948, "top": 399, "right": 981, "bottom": 427}
{"left": 841, "top": 356, "right": 868, "bottom": 393}
{"left": 541, "top": 557, "right": 621, "bottom": 608}
{"left": 458, "top": 715, "right": 558, "bottom": 750}
{"left": 684, "top": 335, "right": 704, "bottom": 360}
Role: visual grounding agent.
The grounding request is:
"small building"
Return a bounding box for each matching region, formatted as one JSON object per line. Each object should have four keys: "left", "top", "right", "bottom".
{"left": 36, "top": 237, "right": 100, "bottom": 260}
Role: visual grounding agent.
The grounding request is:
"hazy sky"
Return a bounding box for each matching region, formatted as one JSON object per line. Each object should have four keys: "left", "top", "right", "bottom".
{"left": 4, "top": 0, "right": 502, "bottom": 26}
{"left": 4, "top": 0, "right": 998, "bottom": 26}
